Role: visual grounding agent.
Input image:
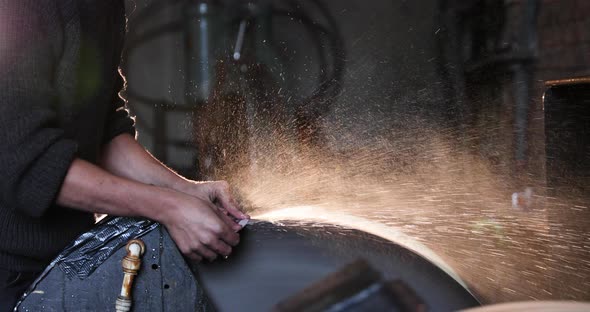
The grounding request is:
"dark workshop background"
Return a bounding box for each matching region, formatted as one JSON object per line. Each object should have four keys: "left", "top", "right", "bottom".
{"left": 123, "top": 0, "right": 590, "bottom": 179}
{"left": 122, "top": 0, "right": 590, "bottom": 303}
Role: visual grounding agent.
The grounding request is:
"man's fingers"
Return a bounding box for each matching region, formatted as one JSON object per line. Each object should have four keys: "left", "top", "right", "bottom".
{"left": 213, "top": 181, "right": 249, "bottom": 219}
{"left": 217, "top": 208, "right": 242, "bottom": 232}
{"left": 195, "top": 244, "right": 218, "bottom": 262}
{"left": 206, "top": 201, "right": 241, "bottom": 232}
{"left": 208, "top": 213, "right": 240, "bottom": 247}
{"left": 205, "top": 239, "right": 232, "bottom": 257}
{"left": 179, "top": 244, "right": 203, "bottom": 262}
{"left": 203, "top": 202, "right": 241, "bottom": 246}
{"left": 185, "top": 252, "right": 203, "bottom": 262}
{"left": 219, "top": 228, "right": 240, "bottom": 247}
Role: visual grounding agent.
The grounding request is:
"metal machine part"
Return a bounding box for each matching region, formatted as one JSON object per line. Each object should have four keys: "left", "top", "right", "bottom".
{"left": 544, "top": 76, "right": 590, "bottom": 195}
{"left": 273, "top": 259, "right": 427, "bottom": 312}
{"left": 197, "top": 220, "right": 479, "bottom": 311}
{"left": 123, "top": 0, "right": 345, "bottom": 175}
{"left": 115, "top": 239, "right": 146, "bottom": 312}
{"left": 543, "top": 77, "right": 590, "bottom": 299}
{"left": 437, "top": 0, "right": 539, "bottom": 178}
{"left": 16, "top": 218, "right": 478, "bottom": 311}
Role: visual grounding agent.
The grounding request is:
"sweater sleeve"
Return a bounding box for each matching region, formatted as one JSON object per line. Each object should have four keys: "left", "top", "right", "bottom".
{"left": 0, "top": 1, "right": 78, "bottom": 218}
{"left": 102, "top": 68, "right": 136, "bottom": 143}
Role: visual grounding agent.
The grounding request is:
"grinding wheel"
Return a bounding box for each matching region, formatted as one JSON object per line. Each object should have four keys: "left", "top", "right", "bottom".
{"left": 196, "top": 219, "right": 480, "bottom": 311}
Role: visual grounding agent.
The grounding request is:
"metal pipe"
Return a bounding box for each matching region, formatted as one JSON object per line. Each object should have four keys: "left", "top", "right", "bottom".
{"left": 233, "top": 20, "right": 247, "bottom": 61}
{"left": 115, "top": 239, "right": 146, "bottom": 312}
{"left": 512, "top": 0, "right": 539, "bottom": 165}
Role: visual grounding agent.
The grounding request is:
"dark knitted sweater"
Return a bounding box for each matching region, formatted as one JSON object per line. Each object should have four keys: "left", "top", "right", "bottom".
{"left": 0, "top": 0, "right": 135, "bottom": 272}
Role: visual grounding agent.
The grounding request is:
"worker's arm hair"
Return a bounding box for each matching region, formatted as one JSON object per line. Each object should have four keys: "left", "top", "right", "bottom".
{"left": 95, "top": 133, "right": 248, "bottom": 222}
{"left": 98, "top": 133, "right": 195, "bottom": 194}
{"left": 55, "top": 158, "right": 181, "bottom": 223}
{"left": 56, "top": 158, "right": 241, "bottom": 261}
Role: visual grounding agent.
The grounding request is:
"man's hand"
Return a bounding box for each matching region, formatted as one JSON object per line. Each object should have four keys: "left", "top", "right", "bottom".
{"left": 158, "top": 188, "right": 241, "bottom": 262}
{"left": 58, "top": 160, "right": 247, "bottom": 262}
{"left": 174, "top": 180, "right": 250, "bottom": 233}
{"left": 94, "top": 134, "right": 252, "bottom": 261}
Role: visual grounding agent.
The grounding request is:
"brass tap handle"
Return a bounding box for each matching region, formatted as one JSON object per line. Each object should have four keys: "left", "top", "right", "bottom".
{"left": 115, "top": 239, "right": 146, "bottom": 312}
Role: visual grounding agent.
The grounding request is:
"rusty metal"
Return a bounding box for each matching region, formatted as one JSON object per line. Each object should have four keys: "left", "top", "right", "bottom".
{"left": 115, "top": 239, "right": 146, "bottom": 312}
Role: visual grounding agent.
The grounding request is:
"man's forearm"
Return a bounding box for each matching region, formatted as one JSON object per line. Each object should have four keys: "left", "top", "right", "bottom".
{"left": 99, "top": 134, "right": 248, "bottom": 221}
{"left": 57, "top": 158, "right": 175, "bottom": 223}
{"left": 99, "top": 134, "right": 190, "bottom": 191}
{"left": 58, "top": 140, "right": 244, "bottom": 262}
